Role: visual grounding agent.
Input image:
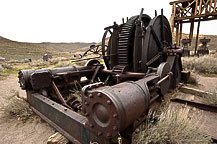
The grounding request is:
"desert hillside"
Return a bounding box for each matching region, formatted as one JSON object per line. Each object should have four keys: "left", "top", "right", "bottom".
{"left": 0, "top": 36, "right": 95, "bottom": 60}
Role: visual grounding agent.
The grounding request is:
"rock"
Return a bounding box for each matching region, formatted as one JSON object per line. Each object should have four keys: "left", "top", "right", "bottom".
{"left": 0, "top": 64, "right": 3, "bottom": 72}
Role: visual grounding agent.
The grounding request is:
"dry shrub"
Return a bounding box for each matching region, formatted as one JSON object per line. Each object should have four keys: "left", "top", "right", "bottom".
{"left": 0, "top": 90, "right": 33, "bottom": 122}
{"left": 182, "top": 54, "right": 217, "bottom": 74}
{"left": 133, "top": 105, "right": 210, "bottom": 144}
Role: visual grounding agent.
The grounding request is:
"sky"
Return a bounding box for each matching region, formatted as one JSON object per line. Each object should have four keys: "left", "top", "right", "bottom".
{"left": 0, "top": 0, "right": 217, "bottom": 43}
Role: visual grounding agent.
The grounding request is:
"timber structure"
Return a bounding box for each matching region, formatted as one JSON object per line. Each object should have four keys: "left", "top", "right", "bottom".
{"left": 170, "top": 0, "right": 217, "bottom": 54}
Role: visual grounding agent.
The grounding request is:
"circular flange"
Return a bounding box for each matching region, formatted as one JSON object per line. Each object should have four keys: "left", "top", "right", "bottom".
{"left": 142, "top": 15, "right": 172, "bottom": 72}
{"left": 84, "top": 91, "right": 121, "bottom": 139}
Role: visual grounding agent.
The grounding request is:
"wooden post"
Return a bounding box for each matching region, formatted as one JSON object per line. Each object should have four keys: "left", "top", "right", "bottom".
{"left": 214, "top": 0, "right": 217, "bottom": 12}
{"left": 189, "top": 19, "right": 194, "bottom": 46}
{"left": 194, "top": 19, "right": 201, "bottom": 55}
{"left": 176, "top": 22, "right": 179, "bottom": 45}
{"left": 195, "top": 0, "right": 199, "bottom": 15}
{"left": 179, "top": 21, "right": 183, "bottom": 46}
{"left": 209, "top": 0, "right": 212, "bottom": 13}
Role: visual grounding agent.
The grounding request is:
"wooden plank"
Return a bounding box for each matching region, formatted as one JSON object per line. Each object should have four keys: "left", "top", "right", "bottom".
{"left": 174, "top": 11, "right": 217, "bottom": 20}
{"left": 180, "top": 86, "right": 213, "bottom": 97}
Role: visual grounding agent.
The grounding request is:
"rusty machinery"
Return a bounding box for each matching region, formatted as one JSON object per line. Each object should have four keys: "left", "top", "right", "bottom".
{"left": 197, "top": 37, "right": 210, "bottom": 56}
{"left": 18, "top": 9, "right": 183, "bottom": 144}
{"left": 181, "top": 39, "right": 191, "bottom": 57}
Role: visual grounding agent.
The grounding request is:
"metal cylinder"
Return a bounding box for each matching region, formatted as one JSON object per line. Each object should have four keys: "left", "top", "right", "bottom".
{"left": 18, "top": 66, "right": 94, "bottom": 90}
{"left": 83, "top": 78, "right": 150, "bottom": 138}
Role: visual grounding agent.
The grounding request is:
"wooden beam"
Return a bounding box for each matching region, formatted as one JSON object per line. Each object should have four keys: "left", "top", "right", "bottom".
{"left": 180, "top": 86, "right": 214, "bottom": 97}
{"left": 176, "top": 22, "right": 179, "bottom": 44}
{"left": 170, "top": 0, "right": 193, "bottom": 5}
{"left": 174, "top": 12, "right": 217, "bottom": 20}
{"left": 181, "top": 16, "right": 217, "bottom": 23}
{"left": 179, "top": 22, "right": 183, "bottom": 45}
{"left": 210, "top": 0, "right": 212, "bottom": 13}
{"left": 194, "top": 19, "right": 200, "bottom": 55}
{"left": 195, "top": 0, "right": 199, "bottom": 15}
{"left": 177, "top": 0, "right": 196, "bottom": 17}
{"left": 214, "top": 0, "right": 217, "bottom": 12}
{"left": 189, "top": 19, "right": 194, "bottom": 46}
{"left": 199, "top": 0, "right": 203, "bottom": 14}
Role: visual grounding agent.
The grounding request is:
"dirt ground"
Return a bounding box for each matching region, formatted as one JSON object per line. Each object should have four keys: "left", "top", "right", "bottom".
{"left": 0, "top": 75, "right": 55, "bottom": 144}
{"left": 0, "top": 74, "right": 216, "bottom": 144}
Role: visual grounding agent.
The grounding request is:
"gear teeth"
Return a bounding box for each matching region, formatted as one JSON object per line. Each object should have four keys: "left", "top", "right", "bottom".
{"left": 117, "top": 16, "right": 138, "bottom": 65}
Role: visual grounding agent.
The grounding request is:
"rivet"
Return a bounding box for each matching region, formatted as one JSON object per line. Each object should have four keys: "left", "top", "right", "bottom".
{"left": 113, "top": 113, "right": 118, "bottom": 118}
{"left": 89, "top": 123, "right": 94, "bottom": 128}
{"left": 52, "top": 103, "right": 54, "bottom": 105}
{"left": 97, "top": 93, "right": 101, "bottom": 97}
{"left": 107, "top": 100, "right": 112, "bottom": 105}
{"left": 64, "top": 108, "right": 67, "bottom": 111}
{"left": 88, "top": 94, "right": 93, "bottom": 98}
{"left": 113, "top": 126, "right": 117, "bottom": 131}
{"left": 106, "top": 133, "right": 112, "bottom": 137}
{"left": 97, "top": 131, "right": 102, "bottom": 136}
{"left": 84, "top": 102, "right": 89, "bottom": 106}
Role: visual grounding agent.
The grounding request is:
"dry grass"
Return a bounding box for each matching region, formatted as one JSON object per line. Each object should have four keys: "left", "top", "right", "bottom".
{"left": 182, "top": 54, "right": 217, "bottom": 74}
{"left": 203, "top": 91, "right": 217, "bottom": 106}
{"left": 0, "top": 90, "right": 34, "bottom": 122}
{"left": 133, "top": 104, "right": 210, "bottom": 144}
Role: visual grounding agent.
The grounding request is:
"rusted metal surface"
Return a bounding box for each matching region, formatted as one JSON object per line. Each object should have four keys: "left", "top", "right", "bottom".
{"left": 18, "top": 9, "right": 183, "bottom": 144}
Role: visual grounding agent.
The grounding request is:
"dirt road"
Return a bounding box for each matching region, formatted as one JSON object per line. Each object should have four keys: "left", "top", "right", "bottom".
{"left": 0, "top": 76, "right": 55, "bottom": 144}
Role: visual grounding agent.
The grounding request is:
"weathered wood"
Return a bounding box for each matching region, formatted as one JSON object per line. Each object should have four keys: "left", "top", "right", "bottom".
{"left": 194, "top": 19, "right": 200, "bottom": 55}
{"left": 199, "top": 0, "right": 203, "bottom": 14}
{"left": 47, "top": 132, "right": 70, "bottom": 144}
{"left": 180, "top": 86, "right": 213, "bottom": 97}
{"left": 214, "top": 0, "right": 217, "bottom": 12}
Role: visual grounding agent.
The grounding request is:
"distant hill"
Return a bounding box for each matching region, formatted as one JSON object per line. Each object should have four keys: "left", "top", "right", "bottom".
{"left": 0, "top": 36, "right": 96, "bottom": 60}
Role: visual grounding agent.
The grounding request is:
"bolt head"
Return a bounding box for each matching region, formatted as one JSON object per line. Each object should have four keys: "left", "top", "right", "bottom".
{"left": 107, "top": 100, "right": 112, "bottom": 105}
{"left": 88, "top": 94, "right": 93, "bottom": 98}
{"left": 97, "top": 131, "right": 102, "bottom": 136}
{"left": 113, "top": 113, "right": 118, "bottom": 118}
{"left": 97, "top": 93, "right": 101, "bottom": 97}
{"left": 112, "top": 126, "right": 117, "bottom": 131}
{"left": 106, "top": 133, "right": 111, "bottom": 137}
{"left": 64, "top": 108, "right": 67, "bottom": 111}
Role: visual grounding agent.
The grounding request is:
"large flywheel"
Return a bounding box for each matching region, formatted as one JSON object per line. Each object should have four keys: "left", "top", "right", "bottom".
{"left": 142, "top": 15, "right": 172, "bottom": 72}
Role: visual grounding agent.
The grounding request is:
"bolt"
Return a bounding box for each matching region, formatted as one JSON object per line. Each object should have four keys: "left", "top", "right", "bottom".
{"left": 84, "top": 102, "right": 89, "bottom": 106}
{"left": 106, "top": 133, "right": 112, "bottom": 137}
{"left": 113, "top": 113, "right": 118, "bottom": 118}
{"left": 97, "top": 93, "right": 101, "bottom": 97}
{"left": 97, "top": 131, "right": 102, "bottom": 136}
{"left": 107, "top": 100, "right": 112, "bottom": 105}
{"left": 88, "top": 94, "right": 93, "bottom": 98}
{"left": 64, "top": 108, "right": 67, "bottom": 111}
{"left": 89, "top": 123, "right": 94, "bottom": 128}
{"left": 112, "top": 126, "right": 117, "bottom": 131}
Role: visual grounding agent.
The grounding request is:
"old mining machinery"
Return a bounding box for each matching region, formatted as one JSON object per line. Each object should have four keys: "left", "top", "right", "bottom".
{"left": 18, "top": 9, "right": 183, "bottom": 144}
